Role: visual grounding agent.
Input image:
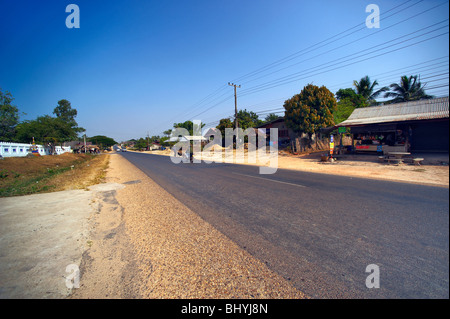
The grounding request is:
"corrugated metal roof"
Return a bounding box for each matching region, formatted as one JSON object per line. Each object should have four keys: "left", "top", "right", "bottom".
{"left": 337, "top": 96, "right": 449, "bottom": 127}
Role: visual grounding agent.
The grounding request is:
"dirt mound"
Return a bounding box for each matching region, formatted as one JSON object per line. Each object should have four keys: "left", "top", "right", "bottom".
{"left": 203, "top": 144, "right": 224, "bottom": 152}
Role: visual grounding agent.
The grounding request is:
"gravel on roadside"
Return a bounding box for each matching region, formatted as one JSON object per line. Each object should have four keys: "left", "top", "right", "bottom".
{"left": 73, "top": 153, "right": 307, "bottom": 299}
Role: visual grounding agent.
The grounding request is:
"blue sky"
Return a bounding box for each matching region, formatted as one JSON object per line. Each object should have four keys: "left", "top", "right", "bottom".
{"left": 1, "top": 0, "right": 448, "bottom": 142}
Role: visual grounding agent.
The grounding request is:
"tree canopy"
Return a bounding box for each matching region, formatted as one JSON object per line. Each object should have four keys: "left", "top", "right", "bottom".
{"left": 0, "top": 88, "right": 20, "bottom": 142}
{"left": 53, "top": 99, "right": 85, "bottom": 136}
{"left": 264, "top": 113, "right": 280, "bottom": 123}
{"left": 173, "top": 120, "right": 205, "bottom": 136}
{"left": 236, "top": 109, "right": 263, "bottom": 130}
{"left": 284, "top": 84, "right": 337, "bottom": 136}
{"left": 384, "top": 75, "right": 433, "bottom": 103}
{"left": 334, "top": 88, "right": 369, "bottom": 124}
{"left": 334, "top": 99, "right": 356, "bottom": 125}
{"left": 134, "top": 137, "right": 148, "bottom": 150}
{"left": 353, "top": 76, "right": 388, "bottom": 105}
{"left": 15, "top": 115, "right": 77, "bottom": 144}
{"left": 216, "top": 118, "right": 233, "bottom": 137}
{"left": 88, "top": 135, "right": 117, "bottom": 148}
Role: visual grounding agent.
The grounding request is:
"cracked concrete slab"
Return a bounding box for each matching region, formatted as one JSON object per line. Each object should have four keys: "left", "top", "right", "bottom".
{"left": 0, "top": 183, "right": 124, "bottom": 299}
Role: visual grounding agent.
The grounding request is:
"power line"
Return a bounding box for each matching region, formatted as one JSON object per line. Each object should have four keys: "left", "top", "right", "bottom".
{"left": 190, "top": 93, "right": 234, "bottom": 119}
{"left": 239, "top": 1, "right": 445, "bottom": 87}
{"left": 239, "top": 29, "right": 448, "bottom": 97}
{"left": 326, "top": 56, "right": 449, "bottom": 91}
{"left": 153, "top": 84, "right": 229, "bottom": 131}
{"left": 230, "top": 0, "right": 422, "bottom": 84}
{"left": 239, "top": 20, "right": 448, "bottom": 94}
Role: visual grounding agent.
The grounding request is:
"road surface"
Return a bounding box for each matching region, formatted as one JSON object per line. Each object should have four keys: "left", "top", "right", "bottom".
{"left": 119, "top": 152, "right": 449, "bottom": 299}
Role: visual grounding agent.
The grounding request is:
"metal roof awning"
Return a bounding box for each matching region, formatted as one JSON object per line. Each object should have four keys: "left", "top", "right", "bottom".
{"left": 337, "top": 96, "right": 449, "bottom": 127}
{"left": 167, "top": 135, "right": 207, "bottom": 142}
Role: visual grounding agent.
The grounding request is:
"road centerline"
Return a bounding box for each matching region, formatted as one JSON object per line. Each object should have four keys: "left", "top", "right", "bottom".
{"left": 231, "top": 172, "right": 307, "bottom": 188}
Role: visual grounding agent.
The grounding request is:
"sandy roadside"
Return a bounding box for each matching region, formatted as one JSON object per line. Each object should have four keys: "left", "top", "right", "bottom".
{"left": 71, "top": 153, "right": 307, "bottom": 298}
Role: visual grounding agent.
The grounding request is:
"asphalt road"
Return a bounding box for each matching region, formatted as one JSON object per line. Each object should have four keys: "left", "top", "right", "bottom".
{"left": 119, "top": 152, "right": 449, "bottom": 299}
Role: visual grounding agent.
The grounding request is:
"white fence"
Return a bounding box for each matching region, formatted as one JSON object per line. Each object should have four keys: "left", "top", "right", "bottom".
{"left": 0, "top": 142, "right": 72, "bottom": 158}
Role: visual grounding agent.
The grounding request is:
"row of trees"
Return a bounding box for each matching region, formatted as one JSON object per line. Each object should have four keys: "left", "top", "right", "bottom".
{"left": 352, "top": 75, "right": 433, "bottom": 105}
{"left": 130, "top": 111, "right": 279, "bottom": 150}
{"left": 0, "top": 88, "right": 117, "bottom": 150}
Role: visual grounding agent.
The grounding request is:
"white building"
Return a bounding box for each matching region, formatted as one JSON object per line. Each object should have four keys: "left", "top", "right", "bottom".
{"left": 0, "top": 142, "right": 72, "bottom": 158}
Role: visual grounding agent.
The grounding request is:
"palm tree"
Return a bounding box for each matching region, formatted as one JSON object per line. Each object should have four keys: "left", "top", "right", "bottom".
{"left": 353, "top": 76, "right": 389, "bottom": 106}
{"left": 384, "top": 75, "right": 433, "bottom": 103}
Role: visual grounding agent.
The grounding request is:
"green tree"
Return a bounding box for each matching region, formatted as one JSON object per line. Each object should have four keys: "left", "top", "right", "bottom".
{"left": 236, "top": 109, "right": 263, "bottom": 130}
{"left": 15, "top": 99, "right": 84, "bottom": 145}
{"left": 134, "top": 137, "right": 148, "bottom": 151}
{"left": 160, "top": 136, "right": 170, "bottom": 146}
{"left": 216, "top": 118, "right": 233, "bottom": 138}
{"left": 53, "top": 99, "right": 85, "bottom": 136}
{"left": 264, "top": 113, "right": 280, "bottom": 123}
{"left": 173, "top": 120, "right": 205, "bottom": 135}
{"left": 353, "top": 76, "right": 388, "bottom": 105}
{"left": 88, "top": 135, "right": 118, "bottom": 148}
{"left": 335, "top": 88, "right": 356, "bottom": 101}
{"left": 0, "top": 89, "right": 20, "bottom": 141}
{"left": 150, "top": 135, "right": 161, "bottom": 143}
{"left": 334, "top": 99, "right": 356, "bottom": 124}
{"left": 284, "top": 84, "right": 337, "bottom": 137}
{"left": 384, "top": 75, "right": 433, "bottom": 103}
{"left": 334, "top": 88, "right": 369, "bottom": 124}
{"left": 335, "top": 88, "right": 369, "bottom": 107}
{"left": 15, "top": 115, "right": 74, "bottom": 144}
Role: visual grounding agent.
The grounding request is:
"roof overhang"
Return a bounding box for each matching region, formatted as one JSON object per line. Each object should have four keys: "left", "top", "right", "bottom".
{"left": 337, "top": 97, "right": 449, "bottom": 127}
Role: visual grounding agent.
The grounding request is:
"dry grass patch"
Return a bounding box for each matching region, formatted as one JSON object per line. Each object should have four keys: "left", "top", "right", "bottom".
{"left": 0, "top": 153, "right": 110, "bottom": 197}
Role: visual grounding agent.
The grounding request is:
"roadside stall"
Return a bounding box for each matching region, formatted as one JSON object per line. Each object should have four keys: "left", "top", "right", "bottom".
{"left": 335, "top": 97, "right": 450, "bottom": 156}
{"left": 352, "top": 123, "right": 409, "bottom": 155}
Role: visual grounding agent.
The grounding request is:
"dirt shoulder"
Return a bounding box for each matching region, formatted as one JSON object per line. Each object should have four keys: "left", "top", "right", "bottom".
{"left": 71, "top": 153, "right": 307, "bottom": 299}
{"left": 275, "top": 153, "right": 449, "bottom": 187}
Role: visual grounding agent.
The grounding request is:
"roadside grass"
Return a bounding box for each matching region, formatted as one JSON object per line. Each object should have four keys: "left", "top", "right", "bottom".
{"left": 0, "top": 153, "right": 110, "bottom": 197}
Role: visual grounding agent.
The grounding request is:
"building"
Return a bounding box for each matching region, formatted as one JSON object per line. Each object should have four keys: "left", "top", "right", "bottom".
{"left": 256, "top": 117, "right": 295, "bottom": 147}
{"left": 336, "top": 96, "right": 449, "bottom": 153}
{"left": 0, "top": 142, "right": 72, "bottom": 158}
{"left": 150, "top": 141, "right": 162, "bottom": 150}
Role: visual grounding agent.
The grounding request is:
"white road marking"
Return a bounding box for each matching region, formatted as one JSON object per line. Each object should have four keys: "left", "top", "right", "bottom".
{"left": 231, "top": 172, "right": 307, "bottom": 188}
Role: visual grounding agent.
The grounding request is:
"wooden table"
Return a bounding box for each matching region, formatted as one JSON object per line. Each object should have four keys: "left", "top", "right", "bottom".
{"left": 387, "top": 152, "right": 411, "bottom": 164}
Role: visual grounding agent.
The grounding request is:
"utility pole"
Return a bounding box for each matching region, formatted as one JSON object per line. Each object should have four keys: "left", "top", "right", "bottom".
{"left": 228, "top": 82, "right": 241, "bottom": 142}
